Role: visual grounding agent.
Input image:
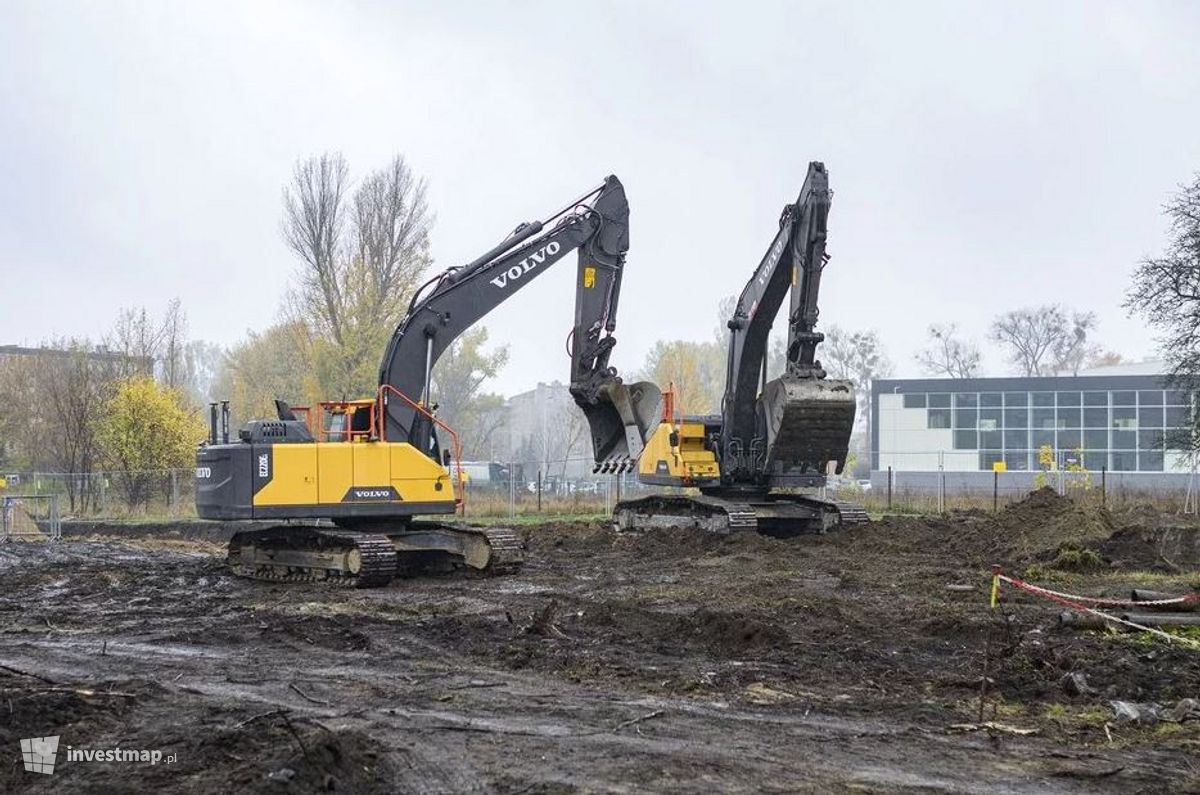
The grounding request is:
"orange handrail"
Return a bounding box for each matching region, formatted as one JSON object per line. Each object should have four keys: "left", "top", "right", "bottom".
{"left": 375, "top": 385, "right": 466, "bottom": 512}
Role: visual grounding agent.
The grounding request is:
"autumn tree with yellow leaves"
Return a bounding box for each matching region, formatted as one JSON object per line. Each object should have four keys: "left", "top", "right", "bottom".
{"left": 94, "top": 377, "right": 207, "bottom": 508}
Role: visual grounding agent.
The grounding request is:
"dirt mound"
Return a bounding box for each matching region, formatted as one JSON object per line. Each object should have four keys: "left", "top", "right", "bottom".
{"left": 1097, "top": 525, "right": 1200, "bottom": 572}
{"left": 848, "top": 488, "right": 1118, "bottom": 569}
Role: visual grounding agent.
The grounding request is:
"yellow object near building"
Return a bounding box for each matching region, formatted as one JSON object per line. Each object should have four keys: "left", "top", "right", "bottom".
{"left": 992, "top": 461, "right": 1007, "bottom": 473}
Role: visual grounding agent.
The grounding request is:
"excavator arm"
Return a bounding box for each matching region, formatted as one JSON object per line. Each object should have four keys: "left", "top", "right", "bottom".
{"left": 377, "top": 175, "right": 659, "bottom": 470}
{"left": 720, "top": 162, "right": 854, "bottom": 484}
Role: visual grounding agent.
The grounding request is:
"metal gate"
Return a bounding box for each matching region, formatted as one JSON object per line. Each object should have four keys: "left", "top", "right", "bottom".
{"left": 1, "top": 495, "right": 61, "bottom": 541}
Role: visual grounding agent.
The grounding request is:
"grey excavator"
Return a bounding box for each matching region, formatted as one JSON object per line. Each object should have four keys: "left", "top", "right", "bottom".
{"left": 614, "top": 161, "right": 867, "bottom": 535}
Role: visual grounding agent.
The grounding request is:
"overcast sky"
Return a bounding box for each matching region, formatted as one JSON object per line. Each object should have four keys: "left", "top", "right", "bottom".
{"left": 2, "top": 1, "right": 1198, "bottom": 395}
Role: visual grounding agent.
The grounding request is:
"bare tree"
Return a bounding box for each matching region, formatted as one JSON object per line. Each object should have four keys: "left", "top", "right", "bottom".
{"left": 352, "top": 155, "right": 434, "bottom": 330}
{"left": 0, "top": 341, "right": 120, "bottom": 511}
{"left": 160, "top": 298, "right": 187, "bottom": 389}
{"left": 1051, "top": 311, "right": 1098, "bottom": 376}
{"left": 989, "top": 305, "right": 1096, "bottom": 376}
{"left": 282, "top": 153, "right": 350, "bottom": 342}
{"left": 282, "top": 152, "right": 434, "bottom": 398}
{"left": 820, "top": 325, "right": 893, "bottom": 437}
{"left": 1127, "top": 173, "right": 1200, "bottom": 450}
{"left": 914, "top": 323, "right": 981, "bottom": 378}
{"left": 1085, "top": 350, "right": 1127, "bottom": 369}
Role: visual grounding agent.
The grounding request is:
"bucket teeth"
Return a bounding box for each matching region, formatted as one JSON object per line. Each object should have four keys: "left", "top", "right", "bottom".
{"left": 593, "top": 456, "right": 635, "bottom": 475}
{"left": 578, "top": 378, "right": 662, "bottom": 472}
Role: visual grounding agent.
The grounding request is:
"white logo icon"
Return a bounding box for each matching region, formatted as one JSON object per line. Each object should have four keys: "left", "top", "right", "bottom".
{"left": 21, "top": 736, "right": 59, "bottom": 774}
{"left": 489, "top": 241, "right": 561, "bottom": 288}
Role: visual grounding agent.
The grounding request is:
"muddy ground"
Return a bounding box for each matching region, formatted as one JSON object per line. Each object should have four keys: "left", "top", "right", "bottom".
{"left": 1, "top": 489, "right": 1198, "bottom": 793}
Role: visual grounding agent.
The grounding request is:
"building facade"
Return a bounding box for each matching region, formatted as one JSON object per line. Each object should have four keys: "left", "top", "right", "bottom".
{"left": 871, "top": 369, "right": 1196, "bottom": 490}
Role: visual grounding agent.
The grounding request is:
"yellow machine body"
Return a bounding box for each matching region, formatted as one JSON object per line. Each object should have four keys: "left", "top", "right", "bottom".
{"left": 252, "top": 440, "right": 458, "bottom": 513}
{"left": 636, "top": 419, "right": 721, "bottom": 486}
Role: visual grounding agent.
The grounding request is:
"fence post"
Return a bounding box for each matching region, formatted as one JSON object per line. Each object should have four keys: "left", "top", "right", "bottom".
{"left": 509, "top": 461, "right": 516, "bottom": 519}
{"left": 937, "top": 451, "right": 945, "bottom": 514}
{"left": 170, "top": 470, "right": 179, "bottom": 517}
{"left": 886, "top": 466, "right": 892, "bottom": 510}
{"left": 537, "top": 469, "right": 542, "bottom": 512}
{"left": 993, "top": 469, "right": 999, "bottom": 513}
{"left": 50, "top": 494, "right": 60, "bottom": 541}
{"left": 1101, "top": 466, "right": 1107, "bottom": 509}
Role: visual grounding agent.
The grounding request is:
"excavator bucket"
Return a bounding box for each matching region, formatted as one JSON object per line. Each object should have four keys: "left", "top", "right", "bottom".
{"left": 759, "top": 376, "right": 856, "bottom": 474}
{"left": 583, "top": 380, "right": 663, "bottom": 474}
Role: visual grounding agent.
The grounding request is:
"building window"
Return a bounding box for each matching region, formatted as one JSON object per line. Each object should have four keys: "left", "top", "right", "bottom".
{"left": 979, "top": 450, "right": 1003, "bottom": 470}
{"left": 1032, "top": 408, "right": 1056, "bottom": 429}
{"left": 1083, "top": 451, "right": 1107, "bottom": 470}
{"left": 1166, "top": 405, "right": 1188, "bottom": 427}
{"left": 1056, "top": 407, "right": 1080, "bottom": 429}
{"left": 1112, "top": 391, "right": 1136, "bottom": 406}
{"left": 1112, "top": 406, "right": 1137, "bottom": 430}
{"left": 1140, "top": 450, "right": 1164, "bottom": 471}
{"left": 980, "top": 430, "right": 1002, "bottom": 448}
{"left": 1083, "top": 429, "right": 1107, "bottom": 450}
{"left": 1003, "top": 429, "right": 1027, "bottom": 451}
{"left": 1058, "top": 429, "right": 1082, "bottom": 449}
{"left": 1032, "top": 392, "right": 1055, "bottom": 407}
{"left": 928, "top": 393, "right": 951, "bottom": 408}
{"left": 954, "top": 393, "right": 978, "bottom": 408}
{"left": 1139, "top": 429, "right": 1164, "bottom": 450}
{"left": 1083, "top": 391, "right": 1107, "bottom": 407}
{"left": 953, "top": 430, "right": 977, "bottom": 450}
{"left": 1138, "top": 390, "right": 1164, "bottom": 406}
{"left": 1166, "top": 390, "right": 1188, "bottom": 406}
{"left": 1057, "top": 391, "right": 1081, "bottom": 406}
{"left": 953, "top": 408, "right": 977, "bottom": 428}
{"left": 1031, "top": 430, "right": 1054, "bottom": 449}
{"left": 1112, "top": 430, "right": 1136, "bottom": 449}
{"left": 1138, "top": 405, "right": 1164, "bottom": 428}
{"left": 1111, "top": 450, "right": 1137, "bottom": 471}
{"left": 902, "top": 393, "right": 926, "bottom": 409}
{"left": 1004, "top": 451, "right": 1029, "bottom": 470}
{"left": 1005, "top": 407, "right": 1029, "bottom": 428}
{"left": 928, "top": 409, "right": 951, "bottom": 429}
{"left": 980, "top": 393, "right": 1002, "bottom": 407}
{"left": 1083, "top": 407, "right": 1107, "bottom": 427}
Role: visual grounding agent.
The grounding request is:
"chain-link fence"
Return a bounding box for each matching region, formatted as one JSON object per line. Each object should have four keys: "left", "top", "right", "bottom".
{"left": 863, "top": 449, "right": 1199, "bottom": 515}
{"left": 6, "top": 448, "right": 1198, "bottom": 521}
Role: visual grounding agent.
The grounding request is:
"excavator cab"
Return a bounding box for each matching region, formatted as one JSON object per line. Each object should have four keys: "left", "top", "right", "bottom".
{"left": 321, "top": 400, "right": 376, "bottom": 443}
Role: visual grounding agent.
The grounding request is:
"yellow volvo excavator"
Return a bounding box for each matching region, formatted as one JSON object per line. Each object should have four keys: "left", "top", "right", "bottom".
{"left": 197, "top": 176, "right": 661, "bottom": 586}
{"left": 614, "top": 162, "right": 867, "bottom": 535}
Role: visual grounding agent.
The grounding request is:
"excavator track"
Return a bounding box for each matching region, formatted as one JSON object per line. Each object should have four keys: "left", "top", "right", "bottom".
{"left": 613, "top": 492, "right": 867, "bottom": 536}
{"left": 227, "top": 527, "right": 397, "bottom": 588}
{"left": 227, "top": 523, "right": 524, "bottom": 588}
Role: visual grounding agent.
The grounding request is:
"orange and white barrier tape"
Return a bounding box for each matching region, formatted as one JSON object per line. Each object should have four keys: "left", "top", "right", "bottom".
{"left": 989, "top": 566, "right": 1200, "bottom": 650}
